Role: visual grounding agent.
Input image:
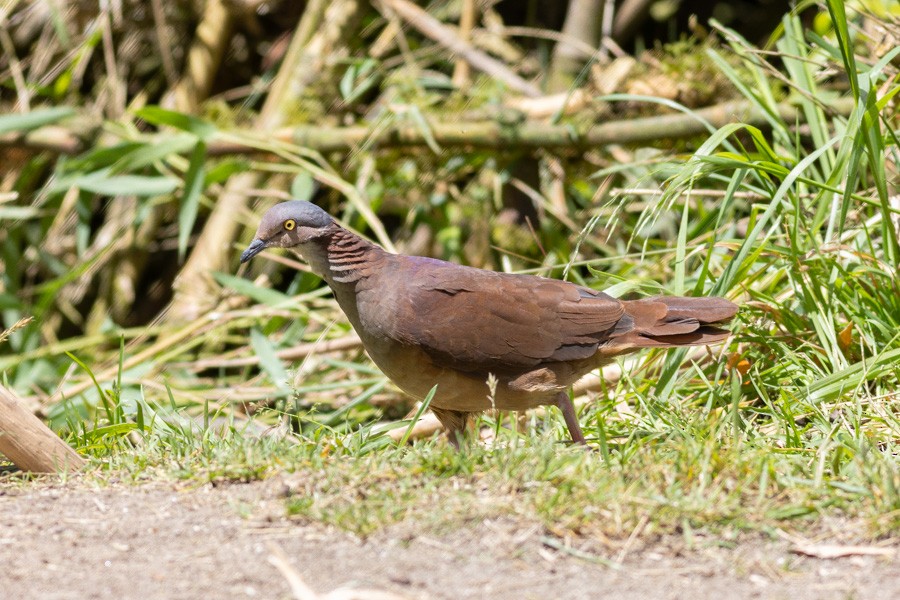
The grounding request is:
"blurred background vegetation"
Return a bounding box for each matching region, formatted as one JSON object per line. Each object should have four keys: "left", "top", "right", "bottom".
{"left": 1, "top": 0, "right": 900, "bottom": 528}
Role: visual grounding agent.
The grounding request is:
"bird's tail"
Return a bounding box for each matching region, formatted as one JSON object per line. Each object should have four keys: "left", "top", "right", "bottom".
{"left": 610, "top": 296, "right": 738, "bottom": 350}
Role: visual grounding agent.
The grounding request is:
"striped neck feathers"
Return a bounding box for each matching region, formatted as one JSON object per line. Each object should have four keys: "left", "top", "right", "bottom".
{"left": 320, "top": 227, "right": 385, "bottom": 284}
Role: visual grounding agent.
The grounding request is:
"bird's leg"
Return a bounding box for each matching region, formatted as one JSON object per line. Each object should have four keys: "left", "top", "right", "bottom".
{"left": 431, "top": 407, "right": 470, "bottom": 448}
{"left": 555, "top": 391, "right": 587, "bottom": 445}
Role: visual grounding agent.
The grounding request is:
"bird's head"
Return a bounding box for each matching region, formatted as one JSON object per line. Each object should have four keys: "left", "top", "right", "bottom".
{"left": 240, "top": 200, "right": 334, "bottom": 263}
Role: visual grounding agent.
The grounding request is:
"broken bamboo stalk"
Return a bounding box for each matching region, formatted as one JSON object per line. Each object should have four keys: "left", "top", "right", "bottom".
{"left": 0, "top": 385, "right": 85, "bottom": 473}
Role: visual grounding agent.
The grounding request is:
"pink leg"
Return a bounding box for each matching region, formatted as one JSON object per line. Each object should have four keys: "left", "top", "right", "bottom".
{"left": 555, "top": 391, "right": 587, "bottom": 445}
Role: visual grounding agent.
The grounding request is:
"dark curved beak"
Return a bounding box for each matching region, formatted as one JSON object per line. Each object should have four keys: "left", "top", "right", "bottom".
{"left": 240, "top": 238, "right": 267, "bottom": 263}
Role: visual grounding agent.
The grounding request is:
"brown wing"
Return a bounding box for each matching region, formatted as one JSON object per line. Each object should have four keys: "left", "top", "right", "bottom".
{"left": 393, "top": 257, "right": 625, "bottom": 374}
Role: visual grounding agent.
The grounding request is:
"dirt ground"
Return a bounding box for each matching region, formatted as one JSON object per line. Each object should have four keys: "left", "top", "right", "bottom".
{"left": 1, "top": 477, "right": 896, "bottom": 600}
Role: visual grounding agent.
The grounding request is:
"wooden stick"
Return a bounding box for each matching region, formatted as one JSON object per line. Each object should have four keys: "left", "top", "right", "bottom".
{"left": 451, "top": 0, "right": 476, "bottom": 88}
{"left": 0, "top": 385, "right": 84, "bottom": 473}
{"left": 173, "top": 333, "right": 363, "bottom": 371}
{"left": 379, "top": 0, "right": 541, "bottom": 97}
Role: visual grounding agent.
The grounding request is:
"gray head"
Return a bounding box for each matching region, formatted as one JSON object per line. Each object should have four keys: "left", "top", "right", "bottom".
{"left": 240, "top": 200, "right": 334, "bottom": 263}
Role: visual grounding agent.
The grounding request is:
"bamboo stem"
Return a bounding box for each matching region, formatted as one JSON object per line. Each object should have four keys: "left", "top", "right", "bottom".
{"left": 451, "top": 0, "right": 476, "bottom": 88}
{"left": 163, "top": 0, "right": 235, "bottom": 113}
{"left": 212, "top": 97, "right": 857, "bottom": 153}
{"left": 165, "top": 0, "right": 355, "bottom": 323}
{"left": 0, "top": 385, "right": 84, "bottom": 473}
{"left": 2, "top": 97, "right": 857, "bottom": 156}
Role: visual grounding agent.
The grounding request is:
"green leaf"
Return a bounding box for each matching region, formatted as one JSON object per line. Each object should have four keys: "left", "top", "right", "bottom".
{"left": 250, "top": 328, "right": 291, "bottom": 391}
{"left": 60, "top": 169, "right": 180, "bottom": 197}
{"left": 807, "top": 347, "right": 900, "bottom": 403}
{"left": 0, "top": 106, "right": 75, "bottom": 135}
{"left": 205, "top": 159, "right": 250, "bottom": 186}
{"left": 825, "top": 0, "right": 858, "bottom": 100}
{"left": 399, "top": 385, "right": 437, "bottom": 447}
{"left": 0, "top": 206, "right": 40, "bottom": 219}
{"left": 68, "top": 142, "right": 144, "bottom": 171}
{"left": 112, "top": 133, "right": 197, "bottom": 173}
{"left": 133, "top": 106, "right": 217, "bottom": 140}
{"left": 178, "top": 142, "right": 207, "bottom": 261}
{"left": 212, "top": 272, "right": 294, "bottom": 307}
{"left": 290, "top": 171, "right": 316, "bottom": 202}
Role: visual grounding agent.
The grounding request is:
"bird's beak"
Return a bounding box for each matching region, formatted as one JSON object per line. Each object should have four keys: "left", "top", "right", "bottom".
{"left": 240, "top": 238, "right": 267, "bottom": 263}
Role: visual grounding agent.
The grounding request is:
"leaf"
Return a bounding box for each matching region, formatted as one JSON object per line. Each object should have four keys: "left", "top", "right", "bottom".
{"left": 212, "top": 272, "right": 294, "bottom": 307}
{"left": 398, "top": 385, "right": 438, "bottom": 447}
{"left": 112, "top": 133, "right": 197, "bottom": 173}
{"left": 63, "top": 169, "right": 180, "bottom": 197}
{"left": 807, "top": 347, "right": 900, "bottom": 403}
{"left": 339, "top": 59, "right": 379, "bottom": 104}
{"left": 68, "top": 142, "right": 144, "bottom": 171}
{"left": 837, "top": 323, "right": 853, "bottom": 352}
{"left": 406, "top": 106, "right": 441, "bottom": 154}
{"left": 0, "top": 106, "right": 75, "bottom": 135}
{"left": 178, "top": 142, "right": 207, "bottom": 261}
{"left": 290, "top": 171, "right": 316, "bottom": 202}
{"left": 205, "top": 159, "right": 250, "bottom": 186}
{"left": 133, "top": 106, "right": 217, "bottom": 140}
{"left": 250, "top": 328, "right": 291, "bottom": 391}
{"left": 339, "top": 64, "right": 356, "bottom": 101}
{"left": 0, "top": 206, "right": 40, "bottom": 219}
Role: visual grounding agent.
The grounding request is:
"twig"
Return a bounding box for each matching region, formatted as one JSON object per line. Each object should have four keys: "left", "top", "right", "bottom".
{"left": 501, "top": 26, "right": 606, "bottom": 60}
{"left": 173, "top": 333, "right": 363, "bottom": 371}
{"left": 378, "top": 0, "right": 541, "bottom": 97}
{"left": 613, "top": 0, "right": 654, "bottom": 43}
{"left": 149, "top": 0, "right": 178, "bottom": 87}
{"left": 267, "top": 541, "right": 413, "bottom": 600}
{"left": 451, "top": 0, "right": 476, "bottom": 88}
{"left": 388, "top": 412, "right": 441, "bottom": 443}
{"left": 99, "top": 0, "right": 125, "bottom": 117}
{"left": 0, "top": 25, "right": 30, "bottom": 110}
{"left": 267, "top": 543, "right": 319, "bottom": 600}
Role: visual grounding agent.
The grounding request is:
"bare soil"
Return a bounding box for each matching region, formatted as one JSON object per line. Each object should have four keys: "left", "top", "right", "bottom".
{"left": 1, "top": 476, "right": 896, "bottom": 600}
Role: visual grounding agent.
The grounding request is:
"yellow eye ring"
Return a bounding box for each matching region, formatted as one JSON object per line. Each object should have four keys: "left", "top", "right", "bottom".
{"left": 284, "top": 219, "right": 296, "bottom": 231}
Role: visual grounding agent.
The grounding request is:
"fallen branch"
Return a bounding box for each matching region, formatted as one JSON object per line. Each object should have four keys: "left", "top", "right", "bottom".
{"left": 211, "top": 97, "right": 857, "bottom": 153}
{"left": 378, "top": 0, "right": 541, "bottom": 97}
{"left": 0, "top": 385, "right": 85, "bottom": 473}
{"left": 3, "top": 97, "right": 856, "bottom": 157}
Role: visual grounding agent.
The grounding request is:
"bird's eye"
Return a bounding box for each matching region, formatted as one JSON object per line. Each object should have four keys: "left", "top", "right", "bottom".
{"left": 284, "top": 219, "right": 296, "bottom": 231}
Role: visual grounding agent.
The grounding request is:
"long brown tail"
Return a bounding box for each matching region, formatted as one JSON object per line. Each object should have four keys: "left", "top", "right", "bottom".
{"left": 611, "top": 296, "right": 738, "bottom": 350}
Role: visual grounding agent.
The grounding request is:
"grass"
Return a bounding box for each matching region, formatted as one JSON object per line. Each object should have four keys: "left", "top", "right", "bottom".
{"left": 1, "top": 2, "right": 899, "bottom": 544}
{"left": 60, "top": 401, "right": 899, "bottom": 539}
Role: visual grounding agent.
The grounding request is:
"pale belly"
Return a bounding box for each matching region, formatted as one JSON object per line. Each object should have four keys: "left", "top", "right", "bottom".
{"left": 362, "top": 336, "right": 600, "bottom": 413}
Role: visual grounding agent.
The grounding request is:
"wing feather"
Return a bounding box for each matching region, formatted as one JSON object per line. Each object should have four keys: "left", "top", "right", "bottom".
{"left": 394, "top": 258, "right": 624, "bottom": 373}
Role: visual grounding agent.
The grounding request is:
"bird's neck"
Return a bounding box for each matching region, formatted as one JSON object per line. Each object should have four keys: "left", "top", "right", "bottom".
{"left": 301, "top": 225, "right": 387, "bottom": 288}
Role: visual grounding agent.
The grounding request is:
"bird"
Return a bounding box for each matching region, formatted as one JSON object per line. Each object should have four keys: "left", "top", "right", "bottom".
{"left": 240, "top": 200, "right": 738, "bottom": 446}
